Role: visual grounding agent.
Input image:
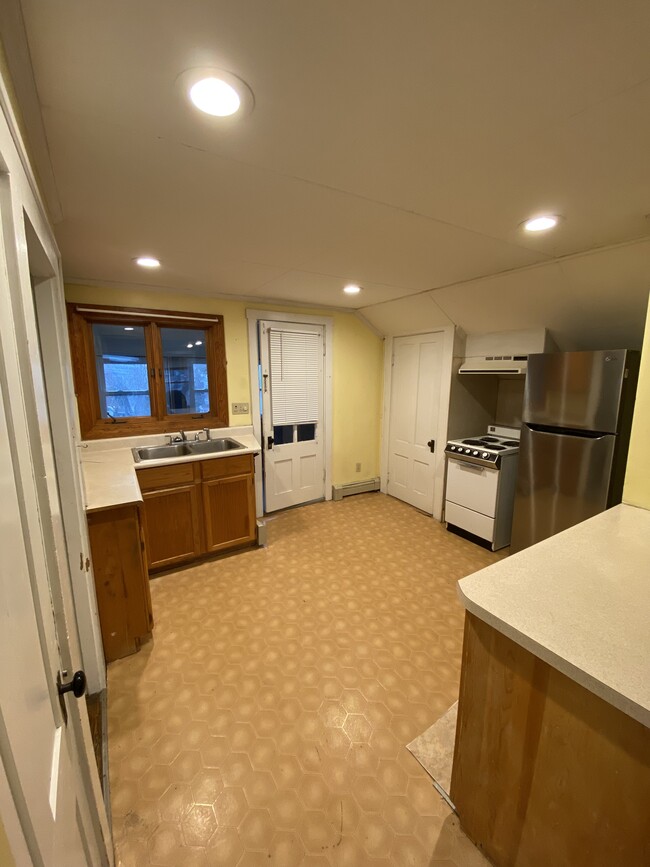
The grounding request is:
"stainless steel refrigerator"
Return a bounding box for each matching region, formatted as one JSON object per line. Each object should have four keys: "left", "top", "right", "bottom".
{"left": 510, "top": 349, "right": 640, "bottom": 553}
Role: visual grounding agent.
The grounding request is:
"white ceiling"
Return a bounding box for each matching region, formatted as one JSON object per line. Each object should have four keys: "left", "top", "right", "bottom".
{"left": 14, "top": 0, "right": 650, "bottom": 344}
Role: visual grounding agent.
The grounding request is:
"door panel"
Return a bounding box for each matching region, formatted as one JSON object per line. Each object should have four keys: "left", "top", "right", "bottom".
{"left": 141, "top": 483, "right": 203, "bottom": 569}
{"left": 203, "top": 474, "right": 256, "bottom": 552}
{"left": 260, "top": 321, "right": 325, "bottom": 512}
{"left": 524, "top": 350, "right": 627, "bottom": 433}
{"left": 446, "top": 459, "right": 500, "bottom": 517}
{"left": 511, "top": 425, "right": 616, "bottom": 552}
{"left": 387, "top": 334, "right": 442, "bottom": 514}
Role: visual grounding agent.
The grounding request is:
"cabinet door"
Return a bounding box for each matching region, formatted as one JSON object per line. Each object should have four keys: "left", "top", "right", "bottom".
{"left": 203, "top": 473, "right": 256, "bottom": 553}
{"left": 141, "top": 482, "right": 203, "bottom": 570}
{"left": 88, "top": 505, "right": 152, "bottom": 663}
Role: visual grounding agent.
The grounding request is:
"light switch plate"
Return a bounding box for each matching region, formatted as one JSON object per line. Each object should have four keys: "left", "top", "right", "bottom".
{"left": 232, "top": 402, "right": 250, "bottom": 415}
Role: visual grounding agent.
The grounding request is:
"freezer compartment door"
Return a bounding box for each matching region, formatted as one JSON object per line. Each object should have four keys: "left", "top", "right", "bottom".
{"left": 523, "top": 350, "right": 628, "bottom": 433}
{"left": 511, "top": 425, "right": 616, "bottom": 553}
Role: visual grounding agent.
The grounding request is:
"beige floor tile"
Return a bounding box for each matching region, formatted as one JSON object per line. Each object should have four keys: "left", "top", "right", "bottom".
{"left": 109, "top": 493, "right": 500, "bottom": 865}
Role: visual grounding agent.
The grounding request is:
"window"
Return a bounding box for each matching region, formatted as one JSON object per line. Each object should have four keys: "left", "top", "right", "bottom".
{"left": 68, "top": 303, "right": 228, "bottom": 439}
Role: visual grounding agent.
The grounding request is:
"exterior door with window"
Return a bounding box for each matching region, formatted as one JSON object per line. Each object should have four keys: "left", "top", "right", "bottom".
{"left": 260, "top": 321, "right": 325, "bottom": 512}
{"left": 387, "top": 333, "right": 442, "bottom": 514}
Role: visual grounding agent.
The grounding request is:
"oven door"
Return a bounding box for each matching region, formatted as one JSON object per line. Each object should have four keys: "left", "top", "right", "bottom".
{"left": 446, "top": 457, "right": 499, "bottom": 517}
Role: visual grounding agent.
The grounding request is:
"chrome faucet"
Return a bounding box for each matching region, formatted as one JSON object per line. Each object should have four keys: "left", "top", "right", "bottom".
{"left": 166, "top": 431, "right": 187, "bottom": 444}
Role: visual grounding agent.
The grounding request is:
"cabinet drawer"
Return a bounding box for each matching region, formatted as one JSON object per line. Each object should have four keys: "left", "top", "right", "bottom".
{"left": 136, "top": 462, "right": 198, "bottom": 490}
{"left": 201, "top": 453, "right": 253, "bottom": 480}
{"left": 445, "top": 501, "right": 494, "bottom": 543}
{"left": 446, "top": 458, "right": 499, "bottom": 518}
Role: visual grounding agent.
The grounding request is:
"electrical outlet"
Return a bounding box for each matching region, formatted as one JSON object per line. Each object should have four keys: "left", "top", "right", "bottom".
{"left": 232, "top": 402, "right": 249, "bottom": 415}
{"left": 355, "top": 462, "right": 361, "bottom": 473}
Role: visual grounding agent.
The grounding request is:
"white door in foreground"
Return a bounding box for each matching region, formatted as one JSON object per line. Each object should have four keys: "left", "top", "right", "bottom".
{"left": 0, "top": 374, "right": 93, "bottom": 866}
{"left": 260, "top": 321, "right": 325, "bottom": 512}
{"left": 387, "top": 333, "right": 442, "bottom": 514}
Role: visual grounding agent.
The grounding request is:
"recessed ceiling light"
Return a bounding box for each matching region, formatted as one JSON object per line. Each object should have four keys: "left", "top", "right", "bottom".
{"left": 179, "top": 67, "right": 254, "bottom": 119}
{"left": 523, "top": 215, "right": 559, "bottom": 232}
{"left": 187, "top": 343, "right": 194, "bottom": 349}
{"left": 343, "top": 283, "right": 362, "bottom": 295}
{"left": 190, "top": 77, "right": 241, "bottom": 116}
{"left": 194, "top": 340, "right": 203, "bottom": 346}
{"left": 124, "top": 326, "right": 134, "bottom": 331}
{"left": 134, "top": 256, "right": 161, "bottom": 268}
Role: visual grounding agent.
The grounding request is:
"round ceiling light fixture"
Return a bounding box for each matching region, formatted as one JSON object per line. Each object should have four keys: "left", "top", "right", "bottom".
{"left": 343, "top": 283, "right": 362, "bottom": 295}
{"left": 523, "top": 215, "right": 560, "bottom": 233}
{"left": 134, "top": 256, "right": 161, "bottom": 268}
{"left": 179, "top": 67, "right": 254, "bottom": 119}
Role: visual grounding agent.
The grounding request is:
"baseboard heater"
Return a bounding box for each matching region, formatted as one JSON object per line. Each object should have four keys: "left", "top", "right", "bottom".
{"left": 332, "top": 477, "right": 380, "bottom": 501}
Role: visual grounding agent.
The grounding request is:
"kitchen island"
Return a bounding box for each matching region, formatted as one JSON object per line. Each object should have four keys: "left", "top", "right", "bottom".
{"left": 451, "top": 503, "right": 650, "bottom": 867}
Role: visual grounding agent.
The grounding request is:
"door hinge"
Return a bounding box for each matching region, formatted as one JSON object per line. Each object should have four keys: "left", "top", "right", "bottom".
{"left": 85, "top": 557, "right": 91, "bottom": 572}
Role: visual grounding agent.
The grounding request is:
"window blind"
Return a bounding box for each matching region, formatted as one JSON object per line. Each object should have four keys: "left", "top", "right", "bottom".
{"left": 269, "top": 329, "right": 320, "bottom": 425}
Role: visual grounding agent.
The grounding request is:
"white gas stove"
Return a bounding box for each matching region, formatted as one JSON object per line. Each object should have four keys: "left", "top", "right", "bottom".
{"left": 443, "top": 425, "right": 520, "bottom": 550}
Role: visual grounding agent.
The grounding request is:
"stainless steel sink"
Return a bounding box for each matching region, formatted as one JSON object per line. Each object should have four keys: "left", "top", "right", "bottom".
{"left": 132, "top": 443, "right": 193, "bottom": 462}
{"left": 187, "top": 438, "right": 244, "bottom": 455}
{"left": 132, "top": 438, "right": 245, "bottom": 462}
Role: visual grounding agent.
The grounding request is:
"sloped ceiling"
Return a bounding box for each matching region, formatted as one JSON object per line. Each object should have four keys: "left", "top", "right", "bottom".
{"left": 13, "top": 0, "right": 650, "bottom": 345}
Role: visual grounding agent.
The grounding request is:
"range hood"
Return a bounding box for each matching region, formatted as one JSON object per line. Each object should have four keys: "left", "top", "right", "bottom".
{"left": 458, "top": 355, "right": 528, "bottom": 375}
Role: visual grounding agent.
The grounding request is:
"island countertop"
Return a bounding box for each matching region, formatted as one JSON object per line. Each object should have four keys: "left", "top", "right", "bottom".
{"left": 79, "top": 426, "right": 261, "bottom": 513}
{"left": 457, "top": 503, "right": 650, "bottom": 727}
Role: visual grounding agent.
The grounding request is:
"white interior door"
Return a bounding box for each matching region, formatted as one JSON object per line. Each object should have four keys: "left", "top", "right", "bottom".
{"left": 0, "top": 365, "right": 95, "bottom": 867}
{"left": 0, "top": 184, "right": 108, "bottom": 863}
{"left": 260, "top": 321, "right": 325, "bottom": 512}
{"left": 387, "top": 333, "right": 442, "bottom": 513}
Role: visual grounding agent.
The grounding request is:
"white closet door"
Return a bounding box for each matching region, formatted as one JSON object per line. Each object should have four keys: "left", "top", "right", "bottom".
{"left": 387, "top": 333, "right": 442, "bottom": 514}
{"left": 260, "top": 321, "right": 325, "bottom": 512}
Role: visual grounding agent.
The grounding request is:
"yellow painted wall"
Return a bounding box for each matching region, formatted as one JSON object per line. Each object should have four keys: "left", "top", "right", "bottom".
{"left": 623, "top": 293, "right": 650, "bottom": 509}
{"left": 0, "top": 814, "right": 16, "bottom": 867}
{"left": 64, "top": 284, "right": 384, "bottom": 486}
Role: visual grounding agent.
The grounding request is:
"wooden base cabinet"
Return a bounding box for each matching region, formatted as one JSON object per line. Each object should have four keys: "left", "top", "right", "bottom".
{"left": 450, "top": 613, "right": 650, "bottom": 867}
{"left": 137, "top": 463, "right": 203, "bottom": 571}
{"left": 87, "top": 504, "right": 153, "bottom": 663}
{"left": 202, "top": 454, "right": 257, "bottom": 553}
{"left": 137, "top": 454, "right": 256, "bottom": 571}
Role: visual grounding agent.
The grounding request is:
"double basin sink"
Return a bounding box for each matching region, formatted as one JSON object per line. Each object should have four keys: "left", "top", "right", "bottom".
{"left": 132, "top": 437, "right": 245, "bottom": 463}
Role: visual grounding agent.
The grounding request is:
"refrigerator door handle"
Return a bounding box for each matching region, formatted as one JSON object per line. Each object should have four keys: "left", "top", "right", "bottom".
{"left": 525, "top": 422, "right": 612, "bottom": 439}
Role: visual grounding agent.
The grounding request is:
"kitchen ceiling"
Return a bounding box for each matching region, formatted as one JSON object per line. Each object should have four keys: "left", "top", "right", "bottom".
{"left": 13, "top": 0, "right": 650, "bottom": 344}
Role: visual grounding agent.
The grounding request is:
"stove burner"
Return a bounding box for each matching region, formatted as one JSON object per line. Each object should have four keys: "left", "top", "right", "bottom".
{"left": 481, "top": 436, "right": 499, "bottom": 442}
{"left": 487, "top": 444, "right": 505, "bottom": 451}
{"left": 462, "top": 438, "right": 488, "bottom": 445}
{"left": 502, "top": 440, "right": 519, "bottom": 447}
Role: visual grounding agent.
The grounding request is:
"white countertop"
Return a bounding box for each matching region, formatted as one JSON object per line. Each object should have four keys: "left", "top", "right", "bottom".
{"left": 458, "top": 503, "right": 650, "bottom": 727}
{"left": 80, "top": 427, "right": 261, "bottom": 513}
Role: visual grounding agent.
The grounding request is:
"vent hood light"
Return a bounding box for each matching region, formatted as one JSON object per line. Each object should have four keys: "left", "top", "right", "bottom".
{"left": 458, "top": 355, "right": 528, "bottom": 376}
{"left": 523, "top": 215, "right": 559, "bottom": 232}
{"left": 134, "top": 256, "right": 160, "bottom": 268}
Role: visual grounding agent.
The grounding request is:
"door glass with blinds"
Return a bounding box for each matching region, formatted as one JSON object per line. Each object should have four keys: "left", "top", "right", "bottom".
{"left": 260, "top": 321, "right": 325, "bottom": 512}
{"left": 269, "top": 328, "right": 320, "bottom": 445}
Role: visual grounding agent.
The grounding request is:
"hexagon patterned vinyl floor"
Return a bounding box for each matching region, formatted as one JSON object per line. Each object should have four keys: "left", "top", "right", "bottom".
{"left": 108, "top": 492, "right": 503, "bottom": 866}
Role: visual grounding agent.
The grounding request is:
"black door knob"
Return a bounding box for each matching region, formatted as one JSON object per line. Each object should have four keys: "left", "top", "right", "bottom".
{"left": 58, "top": 670, "right": 87, "bottom": 699}
{"left": 427, "top": 439, "right": 436, "bottom": 453}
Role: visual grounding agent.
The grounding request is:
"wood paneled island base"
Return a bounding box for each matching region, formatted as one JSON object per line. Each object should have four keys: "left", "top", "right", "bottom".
{"left": 450, "top": 613, "right": 650, "bottom": 867}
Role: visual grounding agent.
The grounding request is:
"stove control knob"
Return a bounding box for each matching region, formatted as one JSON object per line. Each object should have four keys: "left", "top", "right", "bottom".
{"left": 450, "top": 445, "right": 456, "bottom": 450}
{"left": 465, "top": 448, "right": 471, "bottom": 454}
{"left": 472, "top": 450, "right": 479, "bottom": 456}
{"left": 482, "top": 451, "right": 489, "bottom": 459}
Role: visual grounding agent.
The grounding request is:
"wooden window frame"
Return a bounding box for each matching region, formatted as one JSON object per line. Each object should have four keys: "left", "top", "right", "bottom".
{"left": 67, "top": 302, "right": 229, "bottom": 439}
